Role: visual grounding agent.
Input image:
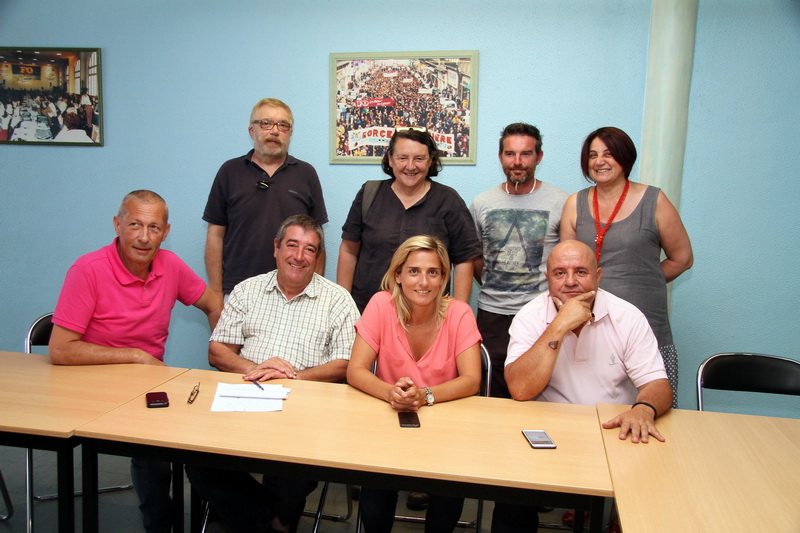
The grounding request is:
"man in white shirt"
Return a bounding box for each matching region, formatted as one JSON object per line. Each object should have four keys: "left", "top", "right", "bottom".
{"left": 495, "top": 240, "right": 672, "bottom": 532}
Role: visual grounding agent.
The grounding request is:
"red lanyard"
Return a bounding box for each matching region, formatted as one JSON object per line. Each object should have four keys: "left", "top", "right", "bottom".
{"left": 592, "top": 179, "right": 630, "bottom": 263}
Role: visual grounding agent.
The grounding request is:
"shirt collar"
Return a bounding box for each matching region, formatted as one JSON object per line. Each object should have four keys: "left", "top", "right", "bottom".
{"left": 244, "top": 150, "right": 297, "bottom": 171}
{"left": 263, "top": 270, "right": 318, "bottom": 301}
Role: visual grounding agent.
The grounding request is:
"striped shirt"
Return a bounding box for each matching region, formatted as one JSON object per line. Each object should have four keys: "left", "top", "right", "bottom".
{"left": 211, "top": 271, "right": 359, "bottom": 369}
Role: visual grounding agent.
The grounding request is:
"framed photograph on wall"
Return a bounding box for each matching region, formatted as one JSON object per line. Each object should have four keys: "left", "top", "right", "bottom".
{"left": 0, "top": 47, "right": 103, "bottom": 146}
{"left": 330, "top": 50, "right": 478, "bottom": 165}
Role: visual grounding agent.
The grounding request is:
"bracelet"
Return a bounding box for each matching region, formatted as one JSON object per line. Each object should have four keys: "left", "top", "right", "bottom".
{"left": 631, "top": 401, "right": 658, "bottom": 418}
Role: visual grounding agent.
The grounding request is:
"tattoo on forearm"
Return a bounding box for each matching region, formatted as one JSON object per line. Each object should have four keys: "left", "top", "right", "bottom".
{"left": 548, "top": 341, "right": 559, "bottom": 351}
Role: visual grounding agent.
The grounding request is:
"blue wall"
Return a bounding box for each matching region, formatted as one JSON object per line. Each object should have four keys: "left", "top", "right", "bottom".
{"left": 2, "top": 0, "right": 798, "bottom": 416}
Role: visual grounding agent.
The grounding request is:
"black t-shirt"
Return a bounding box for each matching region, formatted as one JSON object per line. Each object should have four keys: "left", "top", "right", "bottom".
{"left": 203, "top": 151, "right": 328, "bottom": 292}
{"left": 341, "top": 179, "right": 480, "bottom": 311}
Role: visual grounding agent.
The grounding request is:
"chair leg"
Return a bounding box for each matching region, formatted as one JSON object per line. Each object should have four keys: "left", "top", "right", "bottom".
{"left": 474, "top": 499, "right": 483, "bottom": 533}
{"left": 33, "top": 482, "right": 135, "bottom": 501}
{"left": 0, "top": 468, "right": 13, "bottom": 521}
{"left": 301, "top": 482, "right": 354, "bottom": 524}
{"left": 26, "top": 448, "right": 34, "bottom": 533}
{"left": 199, "top": 501, "right": 211, "bottom": 533}
{"left": 355, "top": 501, "right": 363, "bottom": 533}
{"left": 33, "top": 454, "right": 134, "bottom": 501}
{"left": 310, "top": 481, "right": 330, "bottom": 533}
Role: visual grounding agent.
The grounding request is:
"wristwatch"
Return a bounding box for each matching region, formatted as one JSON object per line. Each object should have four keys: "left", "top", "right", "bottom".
{"left": 424, "top": 387, "right": 435, "bottom": 406}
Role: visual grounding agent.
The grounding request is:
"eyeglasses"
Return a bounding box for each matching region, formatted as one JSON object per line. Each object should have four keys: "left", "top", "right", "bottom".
{"left": 251, "top": 119, "right": 292, "bottom": 132}
{"left": 395, "top": 126, "right": 427, "bottom": 133}
{"left": 187, "top": 382, "right": 200, "bottom": 404}
{"left": 257, "top": 180, "right": 270, "bottom": 190}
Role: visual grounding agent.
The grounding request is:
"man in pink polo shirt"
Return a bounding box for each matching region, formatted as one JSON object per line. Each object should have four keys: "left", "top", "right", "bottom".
{"left": 50, "top": 189, "right": 221, "bottom": 365}
{"left": 496, "top": 240, "right": 672, "bottom": 532}
{"left": 49, "top": 189, "right": 222, "bottom": 533}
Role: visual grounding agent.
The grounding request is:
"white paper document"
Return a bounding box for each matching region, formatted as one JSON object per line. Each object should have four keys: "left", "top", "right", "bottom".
{"left": 211, "top": 383, "right": 292, "bottom": 412}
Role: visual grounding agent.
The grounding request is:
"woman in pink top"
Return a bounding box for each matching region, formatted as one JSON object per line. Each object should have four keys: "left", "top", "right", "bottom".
{"left": 347, "top": 235, "right": 481, "bottom": 533}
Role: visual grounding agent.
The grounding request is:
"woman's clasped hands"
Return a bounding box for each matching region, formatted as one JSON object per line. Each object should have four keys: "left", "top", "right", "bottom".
{"left": 388, "top": 376, "right": 423, "bottom": 411}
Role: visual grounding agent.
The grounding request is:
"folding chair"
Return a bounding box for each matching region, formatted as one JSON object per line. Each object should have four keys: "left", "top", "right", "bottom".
{"left": 697, "top": 352, "right": 800, "bottom": 411}
{"left": 24, "top": 313, "right": 133, "bottom": 532}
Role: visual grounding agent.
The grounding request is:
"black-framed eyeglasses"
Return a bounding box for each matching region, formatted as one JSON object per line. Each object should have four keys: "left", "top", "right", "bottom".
{"left": 251, "top": 119, "right": 292, "bottom": 132}
{"left": 257, "top": 180, "right": 270, "bottom": 190}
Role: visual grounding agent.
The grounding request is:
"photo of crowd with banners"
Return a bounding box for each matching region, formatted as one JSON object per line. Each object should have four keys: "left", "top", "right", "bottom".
{"left": 331, "top": 51, "right": 477, "bottom": 164}
{"left": 0, "top": 48, "right": 102, "bottom": 145}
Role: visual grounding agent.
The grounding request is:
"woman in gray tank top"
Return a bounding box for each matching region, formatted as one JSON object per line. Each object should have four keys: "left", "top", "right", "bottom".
{"left": 561, "top": 127, "right": 693, "bottom": 407}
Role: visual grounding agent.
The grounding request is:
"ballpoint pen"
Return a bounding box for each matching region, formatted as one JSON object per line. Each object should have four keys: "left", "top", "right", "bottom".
{"left": 251, "top": 379, "right": 264, "bottom": 390}
{"left": 187, "top": 382, "right": 200, "bottom": 404}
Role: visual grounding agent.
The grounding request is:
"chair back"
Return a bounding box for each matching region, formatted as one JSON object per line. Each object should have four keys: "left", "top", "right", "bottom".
{"left": 24, "top": 313, "right": 54, "bottom": 354}
{"left": 479, "top": 344, "right": 492, "bottom": 398}
{"left": 696, "top": 352, "right": 800, "bottom": 410}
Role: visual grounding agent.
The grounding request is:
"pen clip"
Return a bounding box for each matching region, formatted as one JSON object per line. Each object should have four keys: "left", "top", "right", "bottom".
{"left": 187, "top": 382, "right": 200, "bottom": 404}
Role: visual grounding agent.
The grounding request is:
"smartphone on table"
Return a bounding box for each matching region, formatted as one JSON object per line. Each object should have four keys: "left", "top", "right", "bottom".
{"left": 522, "top": 429, "right": 556, "bottom": 449}
{"left": 145, "top": 391, "right": 169, "bottom": 408}
{"left": 398, "top": 411, "right": 420, "bottom": 428}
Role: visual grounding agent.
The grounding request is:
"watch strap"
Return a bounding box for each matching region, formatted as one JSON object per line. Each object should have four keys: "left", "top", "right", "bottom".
{"left": 424, "top": 387, "right": 434, "bottom": 406}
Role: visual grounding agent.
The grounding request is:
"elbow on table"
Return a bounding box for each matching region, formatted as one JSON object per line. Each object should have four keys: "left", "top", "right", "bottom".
{"left": 506, "top": 377, "right": 540, "bottom": 402}
{"left": 49, "top": 352, "right": 68, "bottom": 365}
{"left": 48, "top": 342, "right": 73, "bottom": 365}
{"left": 508, "top": 389, "right": 535, "bottom": 402}
{"left": 346, "top": 364, "right": 369, "bottom": 388}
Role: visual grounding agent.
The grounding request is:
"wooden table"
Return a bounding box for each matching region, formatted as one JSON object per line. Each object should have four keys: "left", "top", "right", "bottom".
{"left": 77, "top": 369, "right": 613, "bottom": 532}
{"left": 597, "top": 403, "right": 800, "bottom": 533}
{"left": 0, "top": 351, "right": 186, "bottom": 532}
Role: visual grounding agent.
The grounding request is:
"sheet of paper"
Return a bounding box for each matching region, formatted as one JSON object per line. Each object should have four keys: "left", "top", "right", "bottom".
{"left": 210, "top": 383, "right": 292, "bottom": 412}
{"left": 217, "top": 383, "right": 291, "bottom": 399}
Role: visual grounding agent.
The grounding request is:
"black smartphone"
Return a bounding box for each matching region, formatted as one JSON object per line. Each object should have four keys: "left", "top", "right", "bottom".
{"left": 522, "top": 429, "right": 556, "bottom": 449}
{"left": 398, "top": 411, "right": 420, "bottom": 428}
{"left": 145, "top": 391, "right": 169, "bottom": 408}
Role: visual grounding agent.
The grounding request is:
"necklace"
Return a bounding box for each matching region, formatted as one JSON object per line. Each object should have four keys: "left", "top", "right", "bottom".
{"left": 592, "top": 179, "right": 630, "bottom": 263}
{"left": 405, "top": 318, "right": 432, "bottom": 329}
{"left": 503, "top": 179, "right": 538, "bottom": 195}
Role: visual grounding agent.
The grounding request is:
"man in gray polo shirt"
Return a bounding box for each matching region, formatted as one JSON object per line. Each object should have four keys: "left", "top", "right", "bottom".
{"left": 470, "top": 123, "right": 568, "bottom": 399}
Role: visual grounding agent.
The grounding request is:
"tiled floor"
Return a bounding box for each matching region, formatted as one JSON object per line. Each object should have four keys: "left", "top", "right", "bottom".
{"left": 0, "top": 445, "right": 597, "bottom": 532}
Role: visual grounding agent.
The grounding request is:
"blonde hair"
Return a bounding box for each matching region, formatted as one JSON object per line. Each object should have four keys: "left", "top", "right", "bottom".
{"left": 380, "top": 235, "right": 451, "bottom": 330}
{"left": 249, "top": 98, "right": 294, "bottom": 126}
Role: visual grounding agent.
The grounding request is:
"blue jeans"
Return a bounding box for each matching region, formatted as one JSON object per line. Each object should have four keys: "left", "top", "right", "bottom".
{"left": 130, "top": 457, "right": 172, "bottom": 533}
